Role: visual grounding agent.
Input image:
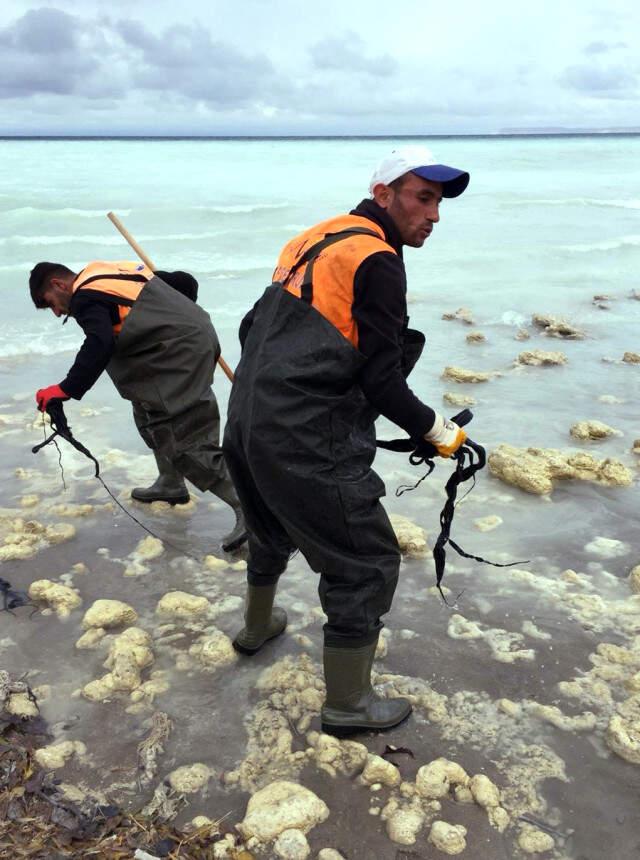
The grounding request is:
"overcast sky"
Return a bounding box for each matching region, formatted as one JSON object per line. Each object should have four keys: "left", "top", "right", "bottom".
{"left": 1, "top": 0, "right": 638, "bottom": 135}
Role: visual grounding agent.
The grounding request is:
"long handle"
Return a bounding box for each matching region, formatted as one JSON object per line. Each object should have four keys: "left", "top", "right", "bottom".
{"left": 106, "top": 211, "right": 235, "bottom": 383}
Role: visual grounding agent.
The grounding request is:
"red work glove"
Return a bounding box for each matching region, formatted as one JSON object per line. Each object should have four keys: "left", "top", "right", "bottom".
{"left": 35, "top": 384, "right": 69, "bottom": 413}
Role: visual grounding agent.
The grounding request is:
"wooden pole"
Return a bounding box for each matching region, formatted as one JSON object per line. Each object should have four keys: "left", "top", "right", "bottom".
{"left": 106, "top": 211, "right": 235, "bottom": 383}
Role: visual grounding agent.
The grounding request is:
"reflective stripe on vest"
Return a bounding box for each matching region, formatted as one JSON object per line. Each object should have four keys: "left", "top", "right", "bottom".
{"left": 72, "top": 261, "right": 154, "bottom": 334}
{"left": 273, "top": 214, "right": 396, "bottom": 348}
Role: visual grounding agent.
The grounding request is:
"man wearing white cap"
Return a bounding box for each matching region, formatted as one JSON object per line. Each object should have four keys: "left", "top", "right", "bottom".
{"left": 224, "top": 145, "right": 472, "bottom": 736}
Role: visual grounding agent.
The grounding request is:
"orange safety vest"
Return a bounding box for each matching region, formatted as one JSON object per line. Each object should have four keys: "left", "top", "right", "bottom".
{"left": 72, "top": 261, "right": 154, "bottom": 334}
{"left": 273, "top": 214, "right": 396, "bottom": 348}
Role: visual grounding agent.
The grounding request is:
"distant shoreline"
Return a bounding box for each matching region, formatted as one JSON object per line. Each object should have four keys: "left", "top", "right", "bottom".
{"left": 1, "top": 131, "right": 640, "bottom": 142}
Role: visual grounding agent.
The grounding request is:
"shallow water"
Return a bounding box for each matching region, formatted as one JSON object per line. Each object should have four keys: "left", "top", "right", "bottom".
{"left": 1, "top": 136, "right": 640, "bottom": 858}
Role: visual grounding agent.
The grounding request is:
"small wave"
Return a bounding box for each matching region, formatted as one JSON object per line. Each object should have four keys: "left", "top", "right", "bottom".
{"left": 564, "top": 235, "right": 640, "bottom": 253}
{"left": 498, "top": 310, "right": 527, "bottom": 327}
{"left": 3, "top": 206, "right": 132, "bottom": 218}
{"left": 190, "top": 202, "right": 289, "bottom": 214}
{"left": 0, "top": 230, "right": 233, "bottom": 247}
{"left": 506, "top": 197, "right": 640, "bottom": 210}
{"left": 0, "top": 335, "right": 81, "bottom": 359}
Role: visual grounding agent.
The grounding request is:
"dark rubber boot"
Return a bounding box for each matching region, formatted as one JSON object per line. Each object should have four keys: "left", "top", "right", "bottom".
{"left": 131, "top": 451, "right": 190, "bottom": 505}
{"left": 210, "top": 477, "right": 248, "bottom": 552}
{"left": 233, "top": 584, "right": 287, "bottom": 655}
{"left": 321, "top": 638, "right": 412, "bottom": 737}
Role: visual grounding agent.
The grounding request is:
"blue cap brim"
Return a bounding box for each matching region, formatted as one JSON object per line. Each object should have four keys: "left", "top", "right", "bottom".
{"left": 411, "top": 165, "right": 470, "bottom": 198}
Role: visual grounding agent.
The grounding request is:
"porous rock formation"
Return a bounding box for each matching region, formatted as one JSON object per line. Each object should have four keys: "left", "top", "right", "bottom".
{"left": 488, "top": 445, "right": 633, "bottom": 494}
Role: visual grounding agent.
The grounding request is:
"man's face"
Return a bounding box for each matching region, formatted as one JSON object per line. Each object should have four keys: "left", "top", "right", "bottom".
{"left": 375, "top": 173, "right": 443, "bottom": 248}
{"left": 42, "top": 279, "right": 72, "bottom": 317}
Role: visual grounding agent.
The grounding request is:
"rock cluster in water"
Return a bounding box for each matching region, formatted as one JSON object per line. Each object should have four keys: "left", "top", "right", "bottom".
{"left": 488, "top": 445, "right": 633, "bottom": 494}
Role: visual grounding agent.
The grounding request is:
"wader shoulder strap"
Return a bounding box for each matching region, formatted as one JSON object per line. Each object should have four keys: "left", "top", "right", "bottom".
{"left": 275, "top": 228, "right": 381, "bottom": 303}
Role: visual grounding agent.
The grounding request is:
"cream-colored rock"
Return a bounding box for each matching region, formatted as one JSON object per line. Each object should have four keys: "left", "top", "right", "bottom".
{"left": 82, "top": 674, "right": 116, "bottom": 702}
{"left": 28, "top": 580, "right": 82, "bottom": 618}
{"left": 488, "top": 444, "right": 633, "bottom": 494}
{"left": 632, "top": 439, "right": 640, "bottom": 455}
{"left": 0, "top": 543, "right": 37, "bottom": 561}
{"left": 361, "top": 754, "right": 401, "bottom": 788}
{"left": 191, "top": 815, "right": 213, "bottom": 829}
{"left": 415, "top": 760, "right": 450, "bottom": 799}
{"left": 518, "top": 825, "right": 555, "bottom": 854}
{"left": 442, "top": 366, "right": 494, "bottom": 383}
{"left": 309, "top": 734, "right": 367, "bottom": 777}
{"left": 443, "top": 392, "right": 476, "bottom": 407}
{"left": 167, "top": 763, "right": 211, "bottom": 794}
{"left": 488, "top": 806, "right": 510, "bottom": 832}
{"left": 473, "top": 515, "right": 502, "bottom": 532}
{"left": 239, "top": 780, "right": 329, "bottom": 841}
{"left": 82, "top": 599, "right": 138, "bottom": 629}
{"left": 389, "top": 514, "right": 428, "bottom": 559}
{"left": 515, "top": 328, "right": 530, "bottom": 341}
{"left": 386, "top": 807, "right": 425, "bottom": 845}
{"left": 273, "top": 828, "right": 310, "bottom": 860}
{"left": 533, "top": 314, "right": 584, "bottom": 339}
{"left": 133, "top": 536, "right": 164, "bottom": 560}
{"left": 6, "top": 692, "right": 39, "bottom": 718}
{"left": 466, "top": 331, "right": 486, "bottom": 344}
{"left": 629, "top": 565, "right": 640, "bottom": 594}
{"left": 317, "top": 850, "right": 346, "bottom": 860}
{"left": 428, "top": 821, "right": 467, "bottom": 855}
{"left": 570, "top": 420, "right": 617, "bottom": 440}
{"left": 516, "top": 349, "right": 567, "bottom": 366}
{"left": 105, "top": 627, "right": 154, "bottom": 691}
{"left": 453, "top": 785, "right": 474, "bottom": 804}
{"left": 622, "top": 351, "right": 640, "bottom": 364}
{"left": 20, "top": 494, "right": 39, "bottom": 508}
{"left": 469, "top": 774, "right": 500, "bottom": 808}
{"left": 34, "top": 740, "right": 85, "bottom": 770}
{"left": 442, "top": 307, "right": 474, "bottom": 325}
{"left": 75, "top": 628, "right": 106, "bottom": 650}
{"left": 605, "top": 714, "right": 640, "bottom": 764}
{"left": 82, "top": 628, "right": 153, "bottom": 701}
{"left": 189, "top": 629, "right": 237, "bottom": 670}
{"left": 204, "top": 554, "right": 229, "bottom": 571}
{"left": 45, "top": 523, "right": 76, "bottom": 544}
{"left": 584, "top": 537, "right": 629, "bottom": 559}
{"left": 433, "top": 759, "right": 469, "bottom": 787}
{"left": 155, "top": 591, "right": 210, "bottom": 619}
{"left": 49, "top": 503, "right": 95, "bottom": 517}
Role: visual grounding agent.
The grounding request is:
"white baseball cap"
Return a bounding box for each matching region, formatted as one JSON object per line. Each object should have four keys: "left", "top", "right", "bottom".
{"left": 369, "top": 145, "right": 469, "bottom": 198}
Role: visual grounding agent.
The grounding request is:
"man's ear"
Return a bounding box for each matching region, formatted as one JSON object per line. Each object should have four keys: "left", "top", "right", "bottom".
{"left": 372, "top": 182, "right": 394, "bottom": 210}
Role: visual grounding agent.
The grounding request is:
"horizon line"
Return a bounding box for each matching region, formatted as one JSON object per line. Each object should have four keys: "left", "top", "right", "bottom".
{"left": 1, "top": 130, "right": 640, "bottom": 142}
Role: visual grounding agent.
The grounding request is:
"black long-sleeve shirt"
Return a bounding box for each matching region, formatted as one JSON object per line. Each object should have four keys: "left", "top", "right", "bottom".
{"left": 350, "top": 199, "right": 435, "bottom": 439}
{"left": 60, "top": 270, "right": 198, "bottom": 400}
{"left": 240, "top": 200, "right": 436, "bottom": 440}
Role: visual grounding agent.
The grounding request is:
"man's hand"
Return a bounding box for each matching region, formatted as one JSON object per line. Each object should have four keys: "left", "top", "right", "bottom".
{"left": 35, "top": 384, "right": 69, "bottom": 413}
{"left": 424, "top": 414, "right": 467, "bottom": 458}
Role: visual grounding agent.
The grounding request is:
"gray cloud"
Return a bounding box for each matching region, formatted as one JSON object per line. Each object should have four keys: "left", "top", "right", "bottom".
{"left": 114, "top": 19, "right": 278, "bottom": 105}
{"left": 309, "top": 32, "right": 397, "bottom": 77}
{"left": 0, "top": 8, "right": 96, "bottom": 97}
{"left": 0, "top": 8, "right": 284, "bottom": 106}
{"left": 584, "top": 40, "right": 628, "bottom": 55}
{"left": 559, "top": 62, "right": 637, "bottom": 95}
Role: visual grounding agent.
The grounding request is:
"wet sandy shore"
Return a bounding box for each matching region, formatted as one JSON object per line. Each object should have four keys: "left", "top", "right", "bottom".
{"left": 2, "top": 339, "right": 640, "bottom": 859}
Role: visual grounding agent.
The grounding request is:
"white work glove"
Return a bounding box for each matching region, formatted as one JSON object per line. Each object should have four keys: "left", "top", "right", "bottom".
{"left": 424, "top": 413, "right": 467, "bottom": 458}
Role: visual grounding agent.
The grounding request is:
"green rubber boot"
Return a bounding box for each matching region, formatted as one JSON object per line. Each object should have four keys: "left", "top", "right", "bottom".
{"left": 131, "top": 451, "right": 190, "bottom": 505}
{"left": 233, "top": 584, "right": 287, "bottom": 655}
{"left": 210, "top": 476, "right": 248, "bottom": 552}
{"left": 321, "top": 638, "right": 412, "bottom": 737}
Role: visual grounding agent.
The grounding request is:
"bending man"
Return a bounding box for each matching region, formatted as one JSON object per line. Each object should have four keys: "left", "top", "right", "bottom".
{"left": 223, "top": 145, "right": 474, "bottom": 735}
{"left": 29, "top": 260, "right": 247, "bottom": 552}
